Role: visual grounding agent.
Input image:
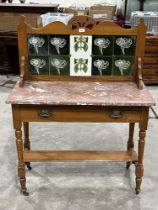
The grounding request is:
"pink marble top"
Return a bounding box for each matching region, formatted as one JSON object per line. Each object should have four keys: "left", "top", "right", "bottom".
{"left": 6, "top": 81, "right": 155, "bottom": 106}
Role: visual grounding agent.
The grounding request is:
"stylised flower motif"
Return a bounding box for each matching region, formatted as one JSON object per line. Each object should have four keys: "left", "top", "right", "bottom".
{"left": 51, "top": 58, "right": 67, "bottom": 75}
{"left": 115, "top": 59, "right": 130, "bottom": 75}
{"left": 74, "top": 36, "right": 88, "bottom": 52}
{"left": 116, "top": 37, "right": 132, "bottom": 55}
{"left": 50, "top": 37, "right": 66, "bottom": 54}
{"left": 30, "top": 58, "right": 46, "bottom": 75}
{"left": 93, "top": 59, "right": 109, "bottom": 75}
{"left": 74, "top": 58, "right": 88, "bottom": 73}
{"left": 29, "top": 37, "right": 45, "bottom": 54}
{"left": 94, "top": 38, "right": 110, "bottom": 55}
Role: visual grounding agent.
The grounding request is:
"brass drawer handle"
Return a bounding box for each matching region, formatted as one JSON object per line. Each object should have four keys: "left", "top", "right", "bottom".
{"left": 38, "top": 109, "right": 53, "bottom": 118}
{"left": 108, "top": 110, "right": 123, "bottom": 119}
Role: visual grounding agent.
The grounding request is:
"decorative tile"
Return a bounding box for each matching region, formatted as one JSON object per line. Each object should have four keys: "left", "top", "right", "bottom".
{"left": 28, "top": 35, "right": 48, "bottom": 55}
{"left": 29, "top": 56, "right": 49, "bottom": 75}
{"left": 112, "top": 56, "right": 134, "bottom": 76}
{"left": 70, "top": 56, "right": 92, "bottom": 76}
{"left": 70, "top": 35, "right": 92, "bottom": 56}
{"left": 92, "top": 36, "right": 113, "bottom": 55}
{"left": 27, "top": 34, "right": 136, "bottom": 78}
{"left": 50, "top": 56, "right": 70, "bottom": 75}
{"left": 92, "top": 56, "right": 112, "bottom": 76}
{"left": 49, "top": 35, "right": 70, "bottom": 55}
{"left": 114, "top": 36, "right": 136, "bottom": 56}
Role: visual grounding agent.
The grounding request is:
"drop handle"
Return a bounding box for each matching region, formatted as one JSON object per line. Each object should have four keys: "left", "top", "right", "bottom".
{"left": 38, "top": 109, "right": 53, "bottom": 118}
{"left": 108, "top": 110, "right": 123, "bottom": 119}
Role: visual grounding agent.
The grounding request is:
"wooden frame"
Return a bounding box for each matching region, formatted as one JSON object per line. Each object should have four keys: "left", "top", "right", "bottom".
{"left": 7, "top": 15, "right": 155, "bottom": 195}
{"left": 18, "top": 15, "right": 146, "bottom": 89}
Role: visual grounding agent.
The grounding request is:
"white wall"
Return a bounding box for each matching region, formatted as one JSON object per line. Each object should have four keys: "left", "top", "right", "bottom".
{"left": 13, "top": 0, "right": 122, "bottom": 8}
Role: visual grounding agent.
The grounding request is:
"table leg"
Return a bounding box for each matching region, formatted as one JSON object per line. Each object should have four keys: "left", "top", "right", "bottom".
{"left": 135, "top": 108, "right": 148, "bottom": 194}
{"left": 126, "top": 123, "right": 135, "bottom": 169}
{"left": 23, "top": 122, "right": 32, "bottom": 170}
{"left": 15, "top": 128, "right": 29, "bottom": 196}
{"left": 135, "top": 129, "right": 146, "bottom": 194}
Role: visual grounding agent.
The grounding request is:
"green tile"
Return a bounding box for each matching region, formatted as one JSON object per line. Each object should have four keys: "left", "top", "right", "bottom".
{"left": 27, "top": 35, "right": 48, "bottom": 55}
{"left": 50, "top": 56, "right": 70, "bottom": 75}
{"left": 29, "top": 56, "right": 49, "bottom": 75}
{"left": 92, "top": 56, "right": 112, "bottom": 76}
{"left": 49, "top": 35, "right": 70, "bottom": 55}
{"left": 112, "top": 56, "right": 134, "bottom": 76}
{"left": 114, "top": 36, "right": 136, "bottom": 56}
{"left": 92, "top": 36, "right": 114, "bottom": 55}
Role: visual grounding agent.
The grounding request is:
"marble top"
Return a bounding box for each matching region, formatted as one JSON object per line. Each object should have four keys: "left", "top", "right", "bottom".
{"left": 6, "top": 81, "right": 155, "bottom": 106}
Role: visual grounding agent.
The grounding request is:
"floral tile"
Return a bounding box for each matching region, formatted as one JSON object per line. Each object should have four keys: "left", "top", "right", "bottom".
{"left": 112, "top": 56, "right": 134, "bottom": 76}
{"left": 29, "top": 56, "right": 49, "bottom": 75}
{"left": 27, "top": 35, "right": 48, "bottom": 55}
{"left": 70, "top": 35, "right": 92, "bottom": 57}
{"left": 114, "top": 36, "right": 136, "bottom": 56}
{"left": 92, "top": 36, "right": 113, "bottom": 56}
{"left": 92, "top": 56, "right": 112, "bottom": 76}
{"left": 50, "top": 56, "right": 70, "bottom": 75}
{"left": 70, "top": 56, "right": 92, "bottom": 76}
{"left": 49, "top": 35, "right": 70, "bottom": 55}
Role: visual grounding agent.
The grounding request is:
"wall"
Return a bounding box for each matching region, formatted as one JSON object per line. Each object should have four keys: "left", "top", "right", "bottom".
{"left": 13, "top": 0, "right": 122, "bottom": 8}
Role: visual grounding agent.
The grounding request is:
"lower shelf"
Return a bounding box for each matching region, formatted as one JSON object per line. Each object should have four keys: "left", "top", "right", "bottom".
{"left": 24, "top": 150, "right": 138, "bottom": 162}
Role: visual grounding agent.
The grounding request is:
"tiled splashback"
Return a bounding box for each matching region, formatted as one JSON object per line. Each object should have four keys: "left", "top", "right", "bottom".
{"left": 27, "top": 34, "right": 136, "bottom": 76}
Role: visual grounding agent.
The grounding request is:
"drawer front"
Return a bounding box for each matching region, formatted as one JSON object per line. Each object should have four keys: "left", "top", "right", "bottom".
{"left": 143, "top": 56, "right": 158, "bottom": 64}
{"left": 145, "top": 45, "right": 158, "bottom": 53}
{"left": 143, "top": 68, "right": 158, "bottom": 76}
{"left": 19, "top": 105, "right": 141, "bottom": 123}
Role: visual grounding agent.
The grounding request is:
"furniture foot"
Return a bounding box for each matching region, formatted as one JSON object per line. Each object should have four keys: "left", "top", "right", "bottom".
{"left": 25, "top": 162, "right": 32, "bottom": 170}
{"left": 126, "top": 161, "right": 131, "bottom": 169}
{"left": 22, "top": 191, "right": 29, "bottom": 196}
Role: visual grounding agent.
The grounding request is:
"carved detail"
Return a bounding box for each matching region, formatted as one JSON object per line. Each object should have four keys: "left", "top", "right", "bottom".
{"left": 68, "top": 15, "right": 97, "bottom": 30}
{"left": 19, "top": 56, "right": 25, "bottom": 87}
{"left": 137, "top": 57, "right": 144, "bottom": 90}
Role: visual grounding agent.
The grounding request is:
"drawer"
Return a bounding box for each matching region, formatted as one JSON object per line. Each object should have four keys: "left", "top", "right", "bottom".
{"left": 143, "top": 76, "right": 158, "bottom": 84}
{"left": 145, "top": 45, "right": 158, "bottom": 53}
{"left": 19, "top": 105, "right": 141, "bottom": 123}
{"left": 143, "top": 56, "right": 158, "bottom": 64}
{"left": 142, "top": 68, "right": 158, "bottom": 76}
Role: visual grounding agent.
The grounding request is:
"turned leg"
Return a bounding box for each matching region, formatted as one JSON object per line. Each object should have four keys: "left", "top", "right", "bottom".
{"left": 126, "top": 123, "right": 135, "bottom": 169}
{"left": 135, "top": 129, "right": 146, "bottom": 194}
{"left": 23, "top": 122, "right": 32, "bottom": 170}
{"left": 15, "top": 129, "right": 29, "bottom": 196}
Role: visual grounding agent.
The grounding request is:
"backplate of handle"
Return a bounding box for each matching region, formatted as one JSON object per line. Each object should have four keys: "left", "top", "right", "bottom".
{"left": 38, "top": 109, "right": 53, "bottom": 118}
{"left": 108, "top": 109, "right": 123, "bottom": 119}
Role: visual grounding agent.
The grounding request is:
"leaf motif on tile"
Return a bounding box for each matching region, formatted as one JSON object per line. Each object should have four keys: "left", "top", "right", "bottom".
{"left": 74, "top": 36, "right": 88, "bottom": 52}
{"left": 74, "top": 58, "right": 88, "bottom": 73}
{"left": 29, "top": 37, "right": 45, "bottom": 54}
{"left": 30, "top": 58, "right": 46, "bottom": 75}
